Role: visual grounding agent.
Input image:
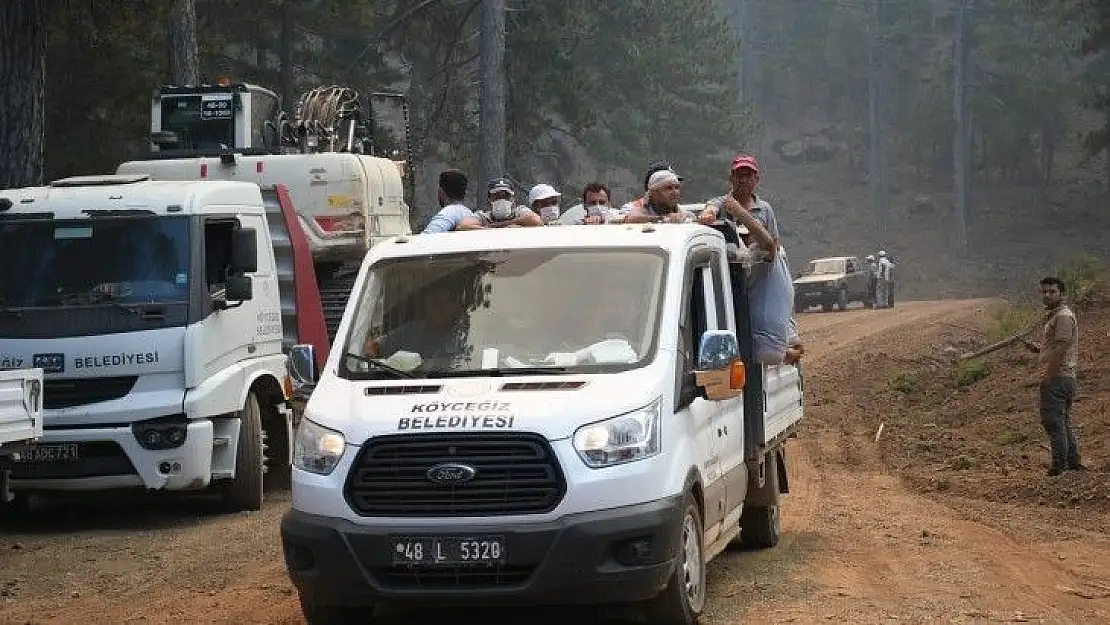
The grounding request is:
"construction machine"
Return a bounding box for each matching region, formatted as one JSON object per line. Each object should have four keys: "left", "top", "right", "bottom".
{"left": 117, "top": 81, "right": 415, "bottom": 340}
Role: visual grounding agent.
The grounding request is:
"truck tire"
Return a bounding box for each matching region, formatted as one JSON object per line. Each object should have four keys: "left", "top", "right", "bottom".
{"left": 739, "top": 503, "right": 781, "bottom": 549}
{"left": 220, "top": 392, "right": 265, "bottom": 512}
{"left": 836, "top": 286, "right": 849, "bottom": 311}
{"left": 794, "top": 301, "right": 805, "bottom": 314}
{"left": 644, "top": 491, "right": 706, "bottom": 625}
{"left": 0, "top": 490, "right": 35, "bottom": 523}
{"left": 299, "top": 596, "right": 374, "bottom": 625}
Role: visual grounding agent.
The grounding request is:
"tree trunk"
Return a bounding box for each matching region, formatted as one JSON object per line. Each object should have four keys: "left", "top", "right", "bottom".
{"left": 478, "top": 0, "right": 506, "bottom": 212}
{"left": 1042, "top": 118, "right": 1055, "bottom": 186}
{"left": 0, "top": 0, "right": 45, "bottom": 189}
{"left": 169, "top": 0, "right": 200, "bottom": 85}
{"left": 280, "top": 0, "right": 295, "bottom": 111}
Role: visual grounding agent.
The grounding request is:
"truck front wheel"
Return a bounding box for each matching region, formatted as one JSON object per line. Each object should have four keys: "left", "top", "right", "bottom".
{"left": 644, "top": 491, "right": 706, "bottom": 625}
{"left": 219, "top": 392, "right": 265, "bottom": 512}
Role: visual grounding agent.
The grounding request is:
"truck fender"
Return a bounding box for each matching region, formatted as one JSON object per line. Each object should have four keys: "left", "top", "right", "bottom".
{"left": 239, "top": 370, "right": 292, "bottom": 467}
{"left": 683, "top": 466, "right": 706, "bottom": 519}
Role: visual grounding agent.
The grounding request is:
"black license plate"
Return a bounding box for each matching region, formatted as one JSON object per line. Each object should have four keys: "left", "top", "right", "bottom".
{"left": 16, "top": 443, "right": 80, "bottom": 464}
{"left": 390, "top": 536, "right": 506, "bottom": 566}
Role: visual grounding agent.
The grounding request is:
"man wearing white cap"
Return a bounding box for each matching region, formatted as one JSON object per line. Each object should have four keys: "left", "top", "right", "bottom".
{"left": 528, "top": 183, "right": 564, "bottom": 225}
{"left": 475, "top": 177, "right": 543, "bottom": 228}
{"left": 625, "top": 168, "right": 694, "bottom": 224}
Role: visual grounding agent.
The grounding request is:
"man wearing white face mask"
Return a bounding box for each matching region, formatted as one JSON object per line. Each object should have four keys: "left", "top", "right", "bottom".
{"left": 528, "top": 183, "right": 564, "bottom": 225}
{"left": 475, "top": 177, "right": 543, "bottom": 228}
{"left": 559, "top": 182, "right": 618, "bottom": 225}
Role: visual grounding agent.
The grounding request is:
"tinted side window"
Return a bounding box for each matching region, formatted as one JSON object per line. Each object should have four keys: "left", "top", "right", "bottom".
{"left": 204, "top": 220, "right": 236, "bottom": 295}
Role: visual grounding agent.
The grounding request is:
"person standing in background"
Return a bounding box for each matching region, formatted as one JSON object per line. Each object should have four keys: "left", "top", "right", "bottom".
{"left": 1021, "top": 277, "right": 1084, "bottom": 476}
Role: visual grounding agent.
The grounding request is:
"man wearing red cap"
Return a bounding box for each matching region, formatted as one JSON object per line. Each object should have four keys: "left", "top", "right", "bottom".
{"left": 702, "top": 154, "right": 805, "bottom": 365}
{"left": 698, "top": 154, "right": 780, "bottom": 239}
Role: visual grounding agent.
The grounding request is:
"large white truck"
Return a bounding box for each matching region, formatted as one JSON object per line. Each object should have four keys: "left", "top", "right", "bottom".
{"left": 279, "top": 222, "right": 804, "bottom": 624}
{"left": 0, "top": 177, "right": 332, "bottom": 511}
{"left": 115, "top": 81, "right": 414, "bottom": 340}
{"left": 0, "top": 367, "right": 44, "bottom": 504}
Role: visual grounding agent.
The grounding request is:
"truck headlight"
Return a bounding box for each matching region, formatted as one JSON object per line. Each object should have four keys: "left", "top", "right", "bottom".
{"left": 293, "top": 419, "right": 346, "bottom": 475}
{"left": 573, "top": 398, "right": 661, "bottom": 468}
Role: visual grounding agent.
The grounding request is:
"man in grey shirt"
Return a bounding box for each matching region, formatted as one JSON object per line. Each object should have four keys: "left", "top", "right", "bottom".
{"left": 698, "top": 154, "right": 782, "bottom": 286}
{"left": 1022, "top": 276, "right": 1083, "bottom": 476}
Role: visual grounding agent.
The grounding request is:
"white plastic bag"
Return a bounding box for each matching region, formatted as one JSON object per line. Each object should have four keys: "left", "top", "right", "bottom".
{"left": 748, "top": 247, "right": 795, "bottom": 364}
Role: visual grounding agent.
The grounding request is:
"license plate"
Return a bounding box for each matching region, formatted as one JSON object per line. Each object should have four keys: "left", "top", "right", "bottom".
{"left": 15, "top": 443, "right": 80, "bottom": 463}
{"left": 807, "top": 291, "right": 822, "bottom": 297}
{"left": 390, "top": 536, "right": 506, "bottom": 566}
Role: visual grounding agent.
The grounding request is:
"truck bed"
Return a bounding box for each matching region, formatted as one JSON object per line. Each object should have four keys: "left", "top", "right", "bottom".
{"left": 708, "top": 222, "right": 805, "bottom": 460}
{"left": 0, "top": 368, "right": 43, "bottom": 452}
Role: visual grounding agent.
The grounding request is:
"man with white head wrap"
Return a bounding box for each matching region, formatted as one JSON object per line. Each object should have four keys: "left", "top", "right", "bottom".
{"left": 625, "top": 168, "right": 695, "bottom": 224}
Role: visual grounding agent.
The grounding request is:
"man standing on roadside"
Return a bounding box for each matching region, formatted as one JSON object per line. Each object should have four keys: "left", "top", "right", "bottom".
{"left": 1021, "top": 276, "right": 1083, "bottom": 476}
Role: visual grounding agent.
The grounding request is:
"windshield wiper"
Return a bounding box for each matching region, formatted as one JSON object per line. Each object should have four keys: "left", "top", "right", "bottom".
{"left": 342, "top": 352, "right": 417, "bottom": 379}
{"left": 0, "top": 302, "right": 21, "bottom": 319}
{"left": 431, "top": 366, "right": 573, "bottom": 378}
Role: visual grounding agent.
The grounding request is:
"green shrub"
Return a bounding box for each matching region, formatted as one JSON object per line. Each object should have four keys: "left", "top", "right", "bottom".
{"left": 1057, "top": 254, "right": 1104, "bottom": 309}
{"left": 890, "top": 372, "right": 921, "bottom": 394}
{"left": 956, "top": 360, "right": 990, "bottom": 388}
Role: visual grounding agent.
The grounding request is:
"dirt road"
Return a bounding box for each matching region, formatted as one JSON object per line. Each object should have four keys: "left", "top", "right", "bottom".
{"left": 3, "top": 299, "right": 1110, "bottom": 624}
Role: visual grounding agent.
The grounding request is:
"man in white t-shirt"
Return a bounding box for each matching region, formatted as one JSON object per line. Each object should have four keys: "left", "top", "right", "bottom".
{"left": 421, "top": 169, "right": 483, "bottom": 233}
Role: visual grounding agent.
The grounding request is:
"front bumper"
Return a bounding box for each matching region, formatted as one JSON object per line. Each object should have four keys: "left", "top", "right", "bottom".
{"left": 8, "top": 420, "right": 214, "bottom": 492}
{"left": 281, "top": 494, "right": 683, "bottom": 608}
{"left": 794, "top": 286, "right": 837, "bottom": 306}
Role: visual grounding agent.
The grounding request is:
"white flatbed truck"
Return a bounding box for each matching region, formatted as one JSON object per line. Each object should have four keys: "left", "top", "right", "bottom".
{"left": 279, "top": 222, "right": 804, "bottom": 624}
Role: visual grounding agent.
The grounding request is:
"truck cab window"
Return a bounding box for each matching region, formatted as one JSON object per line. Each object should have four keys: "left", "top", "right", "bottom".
{"left": 676, "top": 262, "right": 714, "bottom": 407}
{"left": 204, "top": 221, "right": 236, "bottom": 295}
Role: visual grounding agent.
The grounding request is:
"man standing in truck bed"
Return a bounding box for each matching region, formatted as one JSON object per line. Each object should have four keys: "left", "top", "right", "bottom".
{"left": 1021, "top": 276, "right": 1083, "bottom": 476}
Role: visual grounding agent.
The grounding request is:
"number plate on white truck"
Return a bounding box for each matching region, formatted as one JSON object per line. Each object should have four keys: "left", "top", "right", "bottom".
{"left": 390, "top": 536, "right": 505, "bottom": 566}
{"left": 15, "top": 443, "right": 79, "bottom": 463}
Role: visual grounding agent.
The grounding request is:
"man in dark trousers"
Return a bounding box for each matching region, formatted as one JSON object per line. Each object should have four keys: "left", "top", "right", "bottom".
{"left": 1021, "top": 276, "right": 1083, "bottom": 476}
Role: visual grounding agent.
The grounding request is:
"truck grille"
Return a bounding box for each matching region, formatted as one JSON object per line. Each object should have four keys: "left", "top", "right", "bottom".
{"left": 345, "top": 433, "right": 565, "bottom": 517}
{"left": 44, "top": 376, "right": 137, "bottom": 409}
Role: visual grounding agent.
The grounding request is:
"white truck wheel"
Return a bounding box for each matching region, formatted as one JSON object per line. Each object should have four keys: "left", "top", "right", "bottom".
{"left": 644, "top": 490, "right": 706, "bottom": 625}
{"left": 219, "top": 392, "right": 265, "bottom": 512}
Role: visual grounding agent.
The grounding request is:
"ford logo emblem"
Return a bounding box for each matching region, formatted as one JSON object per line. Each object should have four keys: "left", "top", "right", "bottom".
{"left": 426, "top": 462, "right": 477, "bottom": 486}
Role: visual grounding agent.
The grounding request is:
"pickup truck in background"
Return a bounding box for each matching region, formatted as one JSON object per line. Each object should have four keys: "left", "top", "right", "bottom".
{"left": 793, "top": 255, "right": 871, "bottom": 312}
{"left": 0, "top": 367, "right": 44, "bottom": 505}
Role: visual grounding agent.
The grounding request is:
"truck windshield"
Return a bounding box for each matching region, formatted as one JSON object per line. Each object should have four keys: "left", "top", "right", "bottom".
{"left": 340, "top": 248, "right": 668, "bottom": 379}
{"left": 0, "top": 216, "right": 190, "bottom": 308}
{"left": 160, "top": 94, "right": 234, "bottom": 151}
{"left": 805, "top": 259, "right": 844, "bottom": 275}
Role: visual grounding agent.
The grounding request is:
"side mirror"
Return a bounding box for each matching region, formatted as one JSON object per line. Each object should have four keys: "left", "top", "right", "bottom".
{"left": 696, "top": 329, "right": 740, "bottom": 370}
{"left": 231, "top": 227, "right": 258, "bottom": 274}
{"left": 287, "top": 344, "right": 318, "bottom": 399}
{"left": 225, "top": 275, "right": 253, "bottom": 302}
{"left": 694, "top": 330, "right": 745, "bottom": 401}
